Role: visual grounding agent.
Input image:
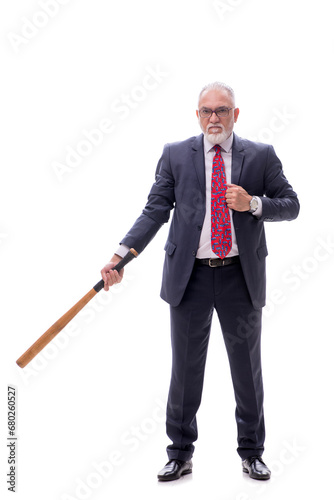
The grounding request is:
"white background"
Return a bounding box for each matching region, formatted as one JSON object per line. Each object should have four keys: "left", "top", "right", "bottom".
{"left": 0, "top": 1, "right": 333, "bottom": 499}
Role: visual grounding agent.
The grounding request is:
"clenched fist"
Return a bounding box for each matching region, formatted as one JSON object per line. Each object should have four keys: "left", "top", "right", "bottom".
{"left": 101, "top": 254, "right": 124, "bottom": 291}
{"left": 226, "top": 183, "right": 252, "bottom": 212}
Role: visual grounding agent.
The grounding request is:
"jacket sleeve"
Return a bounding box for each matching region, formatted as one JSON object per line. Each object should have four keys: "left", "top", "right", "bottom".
{"left": 257, "top": 145, "right": 300, "bottom": 222}
{"left": 120, "top": 144, "right": 175, "bottom": 254}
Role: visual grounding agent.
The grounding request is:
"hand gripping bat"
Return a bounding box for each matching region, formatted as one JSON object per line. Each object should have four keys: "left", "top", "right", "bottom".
{"left": 16, "top": 248, "right": 138, "bottom": 368}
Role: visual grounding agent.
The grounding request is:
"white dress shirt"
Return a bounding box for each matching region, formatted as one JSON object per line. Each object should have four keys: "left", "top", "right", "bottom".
{"left": 196, "top": 134, "right": 262, "bottom": 259}
{"left": 116, "top": 134, "right": 262, "bottom": 259}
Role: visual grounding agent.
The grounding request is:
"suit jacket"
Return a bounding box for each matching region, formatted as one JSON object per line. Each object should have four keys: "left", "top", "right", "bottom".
{"left": 120, "top": 133, "right": 300, "bottom": 309}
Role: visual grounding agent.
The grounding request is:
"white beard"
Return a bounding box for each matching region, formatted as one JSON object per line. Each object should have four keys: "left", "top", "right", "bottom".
{"left": 205, "top": 129, "right": 231, "bottom": 145}
{"left": 203, "top": 125, "right": 232, "bottom": 146}
{"left": 200, "top": 121, "right": 233, "bottom": 145}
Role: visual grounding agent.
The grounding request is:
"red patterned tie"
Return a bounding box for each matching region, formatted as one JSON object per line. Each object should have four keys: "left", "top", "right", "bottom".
{"left": 211, "top": 144, "right": 232, "bottom": 258}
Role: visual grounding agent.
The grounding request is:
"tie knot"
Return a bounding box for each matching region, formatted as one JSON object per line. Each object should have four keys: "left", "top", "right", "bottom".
{"left": 214, "top": 144, "right": 221, "bottom": 154}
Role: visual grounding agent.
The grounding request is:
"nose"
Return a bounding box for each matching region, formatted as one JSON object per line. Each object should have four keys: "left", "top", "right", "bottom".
{"left": 209, "top": 111, "right": 220, "bottom": 123}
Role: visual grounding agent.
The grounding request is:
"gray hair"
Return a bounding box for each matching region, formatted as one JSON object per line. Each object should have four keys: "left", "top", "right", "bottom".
{"left": 198, "top": 81, "right": 235, "bottom": 106}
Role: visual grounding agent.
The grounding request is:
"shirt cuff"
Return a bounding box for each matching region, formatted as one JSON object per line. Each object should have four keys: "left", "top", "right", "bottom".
{"left": 115, "top": 244, "right": 130, "bottom": 258}
{"left": 252, "top": 196, "right": 263, "bottom": 218}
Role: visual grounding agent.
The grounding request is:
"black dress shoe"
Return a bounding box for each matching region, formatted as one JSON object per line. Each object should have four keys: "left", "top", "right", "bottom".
{"left": 157, "top": 459, "right": 193, "bottom": 481}
{"left": 242, "top": 456, "right": 271, "bottom": 480}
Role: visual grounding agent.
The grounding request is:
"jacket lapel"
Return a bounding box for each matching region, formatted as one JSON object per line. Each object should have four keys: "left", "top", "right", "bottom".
{"left": 231, "top": 133, "right": 245, "bottom": 185}
{"left": 191, "top": 133, "right": 245, "bottom": 189}
{"left": 191, "top": 134, "right": 206, "bottom": 193}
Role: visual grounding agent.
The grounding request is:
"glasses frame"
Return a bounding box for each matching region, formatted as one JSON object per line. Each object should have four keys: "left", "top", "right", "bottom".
{"left": 198, "top": 106, "right": 235, "bottom": 118}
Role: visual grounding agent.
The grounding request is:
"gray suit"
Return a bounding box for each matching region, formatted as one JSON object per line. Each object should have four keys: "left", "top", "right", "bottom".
{"left": 121, "top": 133, "right": 300, "bottom": 308}
{"left": 120, "top": 132, "right": 299, "bottom": 460}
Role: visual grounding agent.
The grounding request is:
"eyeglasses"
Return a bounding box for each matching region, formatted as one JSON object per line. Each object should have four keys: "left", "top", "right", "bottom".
{"left": 199, "top": 107, "right": 234, "bottom": 118}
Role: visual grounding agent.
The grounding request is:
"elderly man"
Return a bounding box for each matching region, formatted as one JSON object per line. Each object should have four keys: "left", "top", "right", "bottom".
{"left": 101, "top": 82, "right": 300, "bottom": 481}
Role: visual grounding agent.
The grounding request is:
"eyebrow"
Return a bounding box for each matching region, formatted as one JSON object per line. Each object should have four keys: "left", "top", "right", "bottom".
{"left": 201, "top": 106, "right": 229, "bottom": 110}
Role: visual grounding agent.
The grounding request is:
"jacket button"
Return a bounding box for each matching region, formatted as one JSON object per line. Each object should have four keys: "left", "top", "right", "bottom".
{"left": 192, "top": 251, "right": 196, "bottom": 256}
{"left": 197, "top": 225, "right": 202, "bottom": 231}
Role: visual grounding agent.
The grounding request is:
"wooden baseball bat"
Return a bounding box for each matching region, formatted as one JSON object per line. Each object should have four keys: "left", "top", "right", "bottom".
{"left": 16, "top": 248, "right": 138, "bottom": 368}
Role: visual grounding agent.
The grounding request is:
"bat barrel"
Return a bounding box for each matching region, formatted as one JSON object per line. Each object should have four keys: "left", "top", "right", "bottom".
{"left": 15, "top": 248, "right": 138, "bottom": 368}
{"left": 16, "top": 288, "right": 97, "bottom": 368}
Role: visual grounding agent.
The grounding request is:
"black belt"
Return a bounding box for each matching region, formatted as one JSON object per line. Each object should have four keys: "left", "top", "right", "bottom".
{"left": 195, "top": 255, "right": 240, "bottom": 267}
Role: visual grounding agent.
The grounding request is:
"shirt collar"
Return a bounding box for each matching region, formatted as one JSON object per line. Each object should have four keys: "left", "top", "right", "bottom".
{"left": 203, "top": 132, "right": 234, "bottom": 154}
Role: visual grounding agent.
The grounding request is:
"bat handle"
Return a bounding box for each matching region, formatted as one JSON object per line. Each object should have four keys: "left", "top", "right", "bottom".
{"left": 93, "top": 248, "right": 138, "bottom": 293}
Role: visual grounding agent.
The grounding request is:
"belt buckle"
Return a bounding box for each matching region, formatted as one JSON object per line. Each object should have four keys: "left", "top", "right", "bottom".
{"left": 209, "top": 258, "right": 220, "bottom": 267}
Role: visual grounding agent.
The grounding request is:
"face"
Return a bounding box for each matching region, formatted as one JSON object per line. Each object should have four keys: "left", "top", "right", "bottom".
{"left": 196, "top": 89, "right": 240, "bottom": 144}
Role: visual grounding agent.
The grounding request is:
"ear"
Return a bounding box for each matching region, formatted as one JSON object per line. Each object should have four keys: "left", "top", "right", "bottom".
{"left": 196, "top": 109, "right": 199, "bottom": 119}
{"left": 234, "top": 108, "right": 240, "bottom": 123}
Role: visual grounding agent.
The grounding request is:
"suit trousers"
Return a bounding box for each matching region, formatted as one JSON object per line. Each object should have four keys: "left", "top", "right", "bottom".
{"left": 166, "top": 259, "right": 265, "bottom": 461}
